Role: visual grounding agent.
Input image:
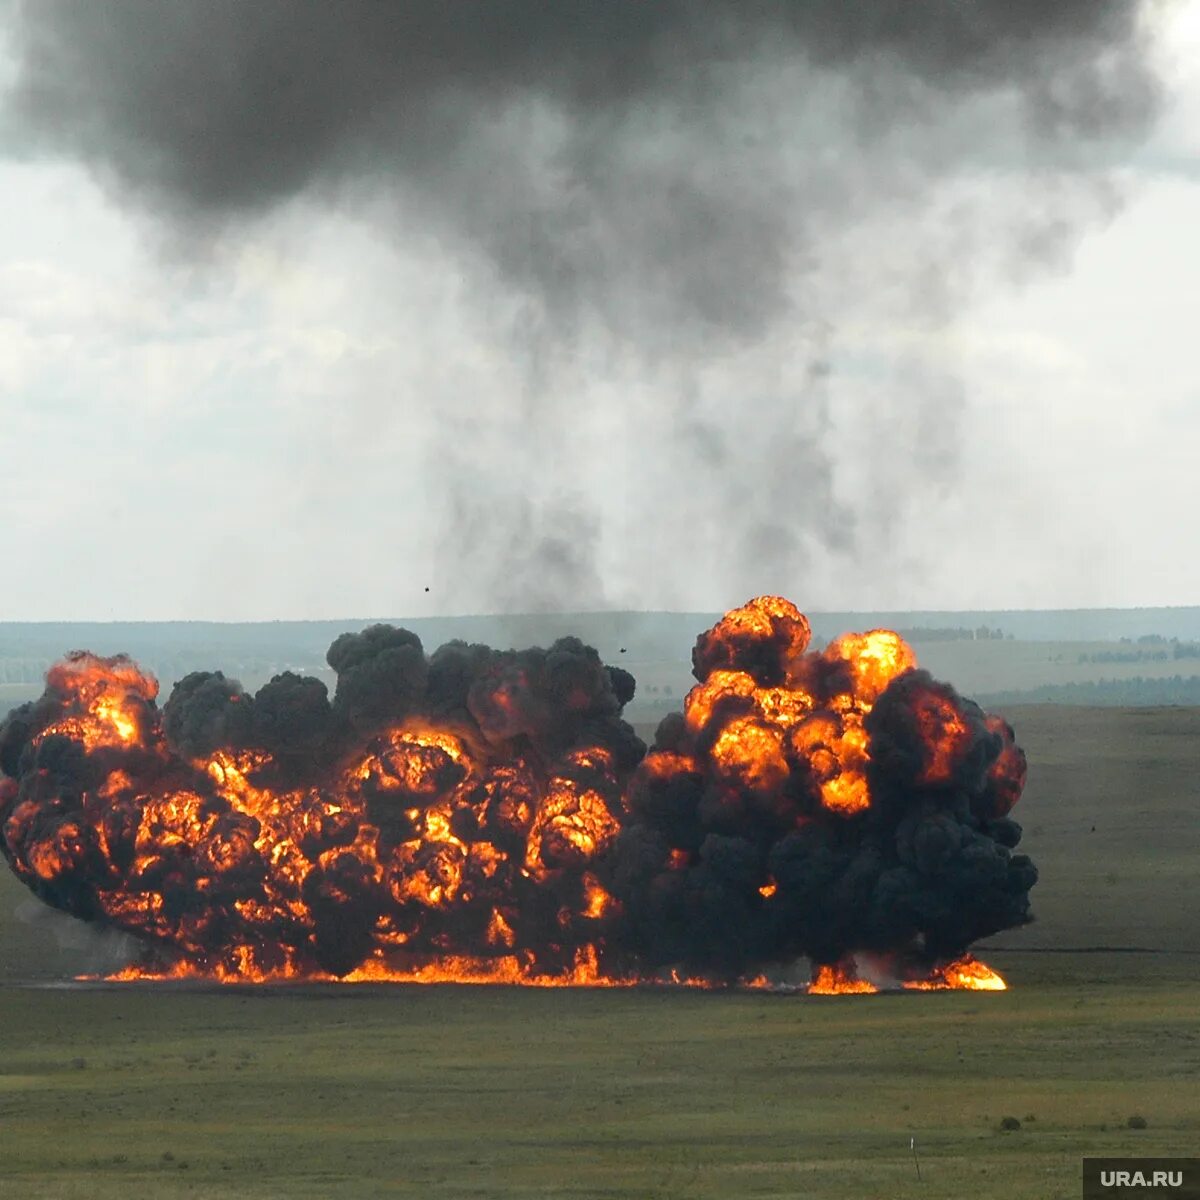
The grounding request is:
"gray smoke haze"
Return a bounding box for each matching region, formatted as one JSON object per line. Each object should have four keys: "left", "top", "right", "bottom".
{"left": 0, "top": 1, "right": 1165, "bottom": 612}
{"left": 15, "top": 898, "right": 140, "bottom": 978}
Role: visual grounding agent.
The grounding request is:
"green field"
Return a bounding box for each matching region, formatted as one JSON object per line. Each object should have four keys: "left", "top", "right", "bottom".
{"left": 0, "top": 706, "right": 1195, "bottom": 1199}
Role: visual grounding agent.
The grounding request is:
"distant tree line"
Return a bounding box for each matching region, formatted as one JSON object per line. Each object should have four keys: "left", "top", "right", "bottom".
{"left": 0, "top": 659, "right": 50, "bottom": 684}
{"left": 1079, "top": 639, "right": 1200, "bottom": 664}
{"left": 978, "top": 675, "right": 1200, "bottom": 707}
{"left": 1079, "top": 650, "right": 1169, "bottom": 664}
{"left": 0, "top": 654, "right": 330, "bottom": 688}
{"left": 896, "top": 626, "right": 1010, "bottom": 643}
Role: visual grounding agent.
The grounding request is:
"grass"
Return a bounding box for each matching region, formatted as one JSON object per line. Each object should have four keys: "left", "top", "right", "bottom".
{"left": 0, "top": 705, "right": 1196, "bottom": 1198}
{"left": 912, "top": 639, "right": 1199, "bottom": 694}
{"left": 983, "top": 706, "right": 1200, "bottom": 952}
{"left": 0, "top": 955, "right": 1195, "bottom": 1200}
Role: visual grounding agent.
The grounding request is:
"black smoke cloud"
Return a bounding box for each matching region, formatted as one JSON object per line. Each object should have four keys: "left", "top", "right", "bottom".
{"left": 1, "top": 2, "right": 1159, "bottom": 340}
{"left": 0, "top": 631, "right": 645, "bottom": 979}
{"left": 162, "top": 669, "right": 336, "bottom": 765}
{"left": 0, "top": 2, "right": 1165, "bottom": 609}
{"left": 326, "top": 625, "right": 428, "bottom": 732}
{"left": 0, "top": 609, "right": 1037, "bottom": 982}
{"left": 610, "top": 629, "right": 1037, "bottom": 978}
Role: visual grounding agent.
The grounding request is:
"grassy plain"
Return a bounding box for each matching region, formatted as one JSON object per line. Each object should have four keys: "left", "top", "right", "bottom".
{"left": 0, "top": 705, "right": 1194, "bottom": 1199}
{"left": 0, "top": 957, "right": 1194, "bottom": 1200}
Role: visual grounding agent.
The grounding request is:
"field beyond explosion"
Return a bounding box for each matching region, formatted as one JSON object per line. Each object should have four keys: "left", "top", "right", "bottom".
{"left": 0, "top": 705, "right": 1195, "bottom": 1199}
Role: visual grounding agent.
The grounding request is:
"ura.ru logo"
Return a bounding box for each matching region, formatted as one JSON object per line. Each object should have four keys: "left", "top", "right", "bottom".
{"left": 1101, "top": 1169, "right": 1184, "bottom": 1187}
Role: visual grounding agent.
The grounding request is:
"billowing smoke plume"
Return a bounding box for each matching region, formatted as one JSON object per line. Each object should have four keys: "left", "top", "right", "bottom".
{"left": 0, "top": 2, "right": 1166, "bottom": 610}
{"left": 614, "top": 600, "right": 1033, "bottom": 979}
{"left": 0, "top": 599, "right": 1035, "bottom": 986}
{"left": 0, "top": 631, "right": 644, "bottom": 981}
{"left": 0, "top": 3, "right": 1159, "bottom": 273}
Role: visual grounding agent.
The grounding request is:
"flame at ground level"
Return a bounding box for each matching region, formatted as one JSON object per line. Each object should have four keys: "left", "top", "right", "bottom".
{"left": 103, "top": 948, "right": 638, "bottom": 988}
{"left": 903, "top": 956, "right": 1007, "bottom": 991}
{"left": 808, "top": 955, "right": 1007, "bottom": 995}
{"left": 809, "top": 965, "right": 880, "bottom": 995}
{"left": 4, "top": 597, "right": 1036, "bottom": 992}
{"left": 96, "top": 953, "right": 1006, "bottom": 992}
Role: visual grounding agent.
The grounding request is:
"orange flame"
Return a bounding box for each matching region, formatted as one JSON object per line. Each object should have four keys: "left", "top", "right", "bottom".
{"left": 809, "top": 964, "right": 878, "bottom": 994}
{"left": 809, "top": 955, "right": 1007, "bottom": 994}
{"left": 2, "top": 599, "right": 1029, "bottom": 989}
{"left": 902, "top": 955, "right": 1007, "bottom": 991}
{"left": 657, "top": 601, "right": 926, "bottom": 821}
{"left": 822, "top": 629, "right": 917, "bottom": 711}
{"left": 910, "top": 686, "right": 972, "bottom": 786}
{"left": 693, "top": 596, "right": 812, "bottom": 681}
{"left": 34, "top": 652, "right": 157, "bottom": 752}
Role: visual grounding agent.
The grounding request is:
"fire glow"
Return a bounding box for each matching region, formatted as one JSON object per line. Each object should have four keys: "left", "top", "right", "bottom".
{"left": 808, "top": 954, "right": 1007, "bottom": 995}
{"left": 0, "top": 598, "right": 1035, "bottom": 992}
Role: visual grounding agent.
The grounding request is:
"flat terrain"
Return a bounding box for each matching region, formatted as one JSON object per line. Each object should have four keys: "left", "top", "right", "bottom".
{"left": 982, "top": 705, "right": 1200, "bottom": 953}
{"left": 0, "top": 705, "right": 1195, "bottom": 1198}
{"left": 0, "top": 956, "right": 1194, "bottom": 1200}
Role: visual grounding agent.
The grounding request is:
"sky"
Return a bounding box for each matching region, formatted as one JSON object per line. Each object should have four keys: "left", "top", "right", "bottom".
{"left": 0, "top": 1, "right": 1196, "bottom": 621}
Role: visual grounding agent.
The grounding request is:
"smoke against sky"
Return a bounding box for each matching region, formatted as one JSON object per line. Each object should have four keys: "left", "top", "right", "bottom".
{"left": 0, "top": 2, "right": 1194, "bottom": 619}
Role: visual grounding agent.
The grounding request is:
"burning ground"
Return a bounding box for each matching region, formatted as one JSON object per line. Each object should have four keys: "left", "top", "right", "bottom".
{"left": 0, "top": 597, "right": 1034, "bottom": 990}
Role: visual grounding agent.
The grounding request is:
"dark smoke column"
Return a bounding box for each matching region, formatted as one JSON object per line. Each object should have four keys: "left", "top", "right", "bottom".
{"left": 0, "top": 1, "right": 1159, "bottom": 353}
{"left": 0, "top": 2, "right": 1166, "bottom": 616}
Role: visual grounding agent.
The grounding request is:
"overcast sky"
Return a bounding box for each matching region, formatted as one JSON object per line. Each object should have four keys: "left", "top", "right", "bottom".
{"left": 0, "top": 2, "right": 1196, "bottom": 621}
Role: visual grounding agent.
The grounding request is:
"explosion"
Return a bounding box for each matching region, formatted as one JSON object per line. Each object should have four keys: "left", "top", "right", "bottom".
{"left": 0, "top": 598, "right": 1035, "bottom": 991}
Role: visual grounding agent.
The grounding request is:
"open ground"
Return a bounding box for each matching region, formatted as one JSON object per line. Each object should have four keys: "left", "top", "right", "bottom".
{"left": 0, "top": 705, "right": 1194, "bottom": 1199}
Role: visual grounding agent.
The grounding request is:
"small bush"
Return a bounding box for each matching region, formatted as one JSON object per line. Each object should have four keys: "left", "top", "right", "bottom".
{"left": 1127, "top": 1115, "right": 1148, "bottom": 1130}
{"left": 999, "top": 1116, "right": 1022, "bottom": 1131}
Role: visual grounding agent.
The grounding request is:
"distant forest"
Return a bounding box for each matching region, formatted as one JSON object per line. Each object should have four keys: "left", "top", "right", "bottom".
{"left": 978, "top": 675, "right": 1200, "bottom": 707}
{"left": 1078, "top": 638, "right": 1200, "bottom": 665}
{"left": 894, "top": 626, "right": 1010, "bottom": 642}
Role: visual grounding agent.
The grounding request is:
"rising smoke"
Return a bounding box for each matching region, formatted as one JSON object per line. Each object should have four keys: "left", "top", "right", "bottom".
{"left": 0, "top": 1, "right": 1167, "bottom": 612}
